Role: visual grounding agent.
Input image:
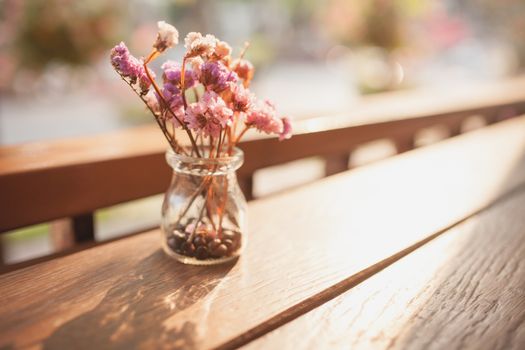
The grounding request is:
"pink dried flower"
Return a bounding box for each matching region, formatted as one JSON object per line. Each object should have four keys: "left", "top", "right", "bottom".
{"left": 153, "top": 21, "right": 179, "bottom": 53}
{"left": 184, "top": 32, "right": 217, "bottom": 58}
{"left": 232, "top": 58, "right": 254, "bottom": 83}
{"left": 186, "top": 91, "right": 233, "bottom": 137}
{"left": 279, "top": 117, "right": 293, "bottom": 141}
{"left": 231, "top": 84, "right": 254, "bottom": 113}
{"left": 246, "top": 100, "right": 283, "bottom": 135}
{"left": 200, "top": 61, "right": 238, "bottom": 93}
{"left": 214, "top": 40, "right": 232, "bottom": 59}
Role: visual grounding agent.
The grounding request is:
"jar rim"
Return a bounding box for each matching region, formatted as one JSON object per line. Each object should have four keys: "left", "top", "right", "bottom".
{"left": 165, "top": 147, "right": 244, "bottom": 171}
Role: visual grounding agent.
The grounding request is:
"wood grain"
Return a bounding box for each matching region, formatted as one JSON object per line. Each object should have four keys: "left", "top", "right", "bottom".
{"left": 244, "top": 187, "right": 525, "bottom": 350}
{"left": 0, "top": 117, "right": 525, "bottom": 349}
{"left": 2, "top": 77, "right": 525, "bottom": 232}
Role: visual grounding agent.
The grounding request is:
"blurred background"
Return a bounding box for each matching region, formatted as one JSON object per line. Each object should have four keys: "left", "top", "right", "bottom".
{"left": 1, "top": 0, "right": 524, "bottom": 143}
{"left": 1, "top": 0, "right": 525, "bottom": 263}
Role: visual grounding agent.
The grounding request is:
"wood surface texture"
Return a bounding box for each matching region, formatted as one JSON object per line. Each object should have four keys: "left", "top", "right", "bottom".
{"left": 1, "top": 76, "right": 525, "bottom": 232}
{"left": 0, "top": 117, "right": 524, "bottom": 349}
{"left": 245, "top": 188, "right": 525, "bottom": 350}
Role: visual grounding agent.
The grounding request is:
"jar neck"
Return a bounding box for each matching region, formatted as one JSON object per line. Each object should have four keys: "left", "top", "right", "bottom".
{"left": 165, "top": 147, "right": 244, "bottom": 176}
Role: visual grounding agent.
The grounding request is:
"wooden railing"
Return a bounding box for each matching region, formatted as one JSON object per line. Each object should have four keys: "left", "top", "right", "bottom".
{"left": 1, "top": 76, "right": 525, "bottom": 262}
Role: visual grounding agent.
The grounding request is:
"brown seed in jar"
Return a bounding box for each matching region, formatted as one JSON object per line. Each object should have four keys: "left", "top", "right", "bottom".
{"left": 208, "top": 238, "right": 222, "bottom": 251}
{"left": 181, "top": 242, "right": 196, "bottom": 256}
{"left": 222, "top": 239, "right": 234, "bottom": 251}
{"left": 167, "top": 237, "right": 177, "bottom": 249}
{"left": 193, "top": 235, "right": 207, "bottom": 247}
{"left": 229, "top": 235, "right": 240, "bottom": 249}
{"left": 212, "top": 244, "right": 228, "bottom": 257}
{"left": 222, "top": 230, "right": 236, "bottom": 241}
{"left": 195, "top": 246, "right": 209, "bottom": 260}
{"left": 173, "top": 230, "right": 186, "bottom": 243}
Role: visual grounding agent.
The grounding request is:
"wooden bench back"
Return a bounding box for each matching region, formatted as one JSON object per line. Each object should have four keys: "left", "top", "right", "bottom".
{"left": 1, "top": 77, "right": 525, "bottom": 243}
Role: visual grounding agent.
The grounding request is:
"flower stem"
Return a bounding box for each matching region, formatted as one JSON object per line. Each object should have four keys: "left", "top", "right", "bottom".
{"left": 118, "top": 74, "right": 184, "bottom": 154}
{"left": 180, "top": 57, "right": 188, "bottom": 109}
{"left": 217, "top": 176, "right": 229, "bottom": 238}
{"left": 142, "top": 53, "right": 201, "bottom": 157}
{"left": 234, "top": 124, "right": 250, "bottom": 144}
{"left": 187, "top": 189, "right": 208, "bottom": 243}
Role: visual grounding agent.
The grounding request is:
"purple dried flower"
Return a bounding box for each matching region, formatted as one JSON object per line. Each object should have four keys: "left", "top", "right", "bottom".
{"left": 111, "top": 42, "right": 141, "bottom": 79}
{"left": 157, "top": 82, "right": 185, "bottom": 125}
{"left": 161, "top": 60, "right": 196, "bottom": 89}
{"left": 110, "top": 42, "right": 154, "bottom": 94}
{"left": 200, "top": 61, "right": 238, "bottom": 93}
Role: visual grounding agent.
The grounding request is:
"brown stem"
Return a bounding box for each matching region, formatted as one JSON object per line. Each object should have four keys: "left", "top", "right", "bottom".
{"left": 220, "top": 126, "right": 230, "bottom": 156}
{"left": 177, "top": 177, "right": 211, "bottom": 227}
{"left": 118, "top": 74, "right": 184, "bottom": 153}
{"left": 217, "top": 175, "right": 229, "bottom": 238}
{"left": 191, "top": 133, "right": 202, "bottom": 157}
{"left": 205, "top": 179, "right": 218, "bottom": 232}
{"left": 216, "top": 130, "right": 223, "bottom": 158}
{"left": 145, "top": 50, "right": 160, "bottom": 64}
{"left": 239, "top": 42, "right": 250, "bottom": 60}
{"left": 209, "top": 135, "right": 215, "bottom": 158}
{"left": 142, "top": 58, "right": 201, "bottom": 157}
{"left": 180, "top": 57, "right": 187, "bottom": 106}
{"left": 187, "top": 190, "right": 208, "bottom": 243}
{"left": 234, "top": 124, "right": 250, "bottom": 144}
{"left": 227, "top": 126, "right": 234, "bottom": 155}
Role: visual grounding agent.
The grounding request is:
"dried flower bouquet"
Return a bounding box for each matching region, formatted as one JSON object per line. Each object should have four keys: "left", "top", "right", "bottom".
{"left": 110, "top": 21, "right": 292, "bottom": 263}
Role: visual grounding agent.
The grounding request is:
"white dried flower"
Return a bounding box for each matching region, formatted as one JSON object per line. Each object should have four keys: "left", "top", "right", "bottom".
{"left": 184, "top": 32, "right": 217, "bottom": 57}
{"left": 187, "top": 56, "right": 204, "bottom": 75}
{"left": 153, "top": 21, "right": 179, "bottom": 53}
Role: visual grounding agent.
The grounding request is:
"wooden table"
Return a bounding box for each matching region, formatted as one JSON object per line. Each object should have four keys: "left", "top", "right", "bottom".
{"left": 1, "top": 117, "right": 525, "bottom": 350}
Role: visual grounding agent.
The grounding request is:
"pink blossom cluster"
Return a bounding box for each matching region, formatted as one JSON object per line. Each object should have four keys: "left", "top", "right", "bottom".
{"left": 246, "top": 100, "right": 292, "bottom": 141}
{"left": 186, "top": 91, "right": 233, "bottom": 137}
{"left": 111, "top": 21, "right": 292, "bottom": 155}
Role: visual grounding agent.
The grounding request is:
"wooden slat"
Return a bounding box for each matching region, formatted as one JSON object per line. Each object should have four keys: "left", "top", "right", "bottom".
{"left": 244, "top": 188, "right": 525, "bottom": 350}
{"left": 0, "top": 130, "right": 170, "bottom": 232}
{"left": 0, "top": 117, "right": 525, "bottom": 349}
{"left": 1, "top": 77, "right": 525, "bottom": 232}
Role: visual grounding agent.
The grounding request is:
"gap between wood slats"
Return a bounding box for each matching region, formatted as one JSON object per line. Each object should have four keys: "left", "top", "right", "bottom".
{"left": 215, "top": 182, "right": 525, "bottom": 350}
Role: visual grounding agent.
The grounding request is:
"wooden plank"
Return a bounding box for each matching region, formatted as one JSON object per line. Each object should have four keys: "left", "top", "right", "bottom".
{"left": 244, "top": 188, "right": 525, "bottom": 350}
{"left": 0, "top": 136, "right": 171, "bottom": 232}
{"left": 2, "top": 77, "right": 525, "bottom": 232}
{"left": 0, "top": 117, "right": 525, "bottom": 349}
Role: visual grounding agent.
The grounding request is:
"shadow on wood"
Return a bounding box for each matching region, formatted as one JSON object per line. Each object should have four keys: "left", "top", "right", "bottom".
{"left": 41, "top": 250, "right": 236, "bottom": 350}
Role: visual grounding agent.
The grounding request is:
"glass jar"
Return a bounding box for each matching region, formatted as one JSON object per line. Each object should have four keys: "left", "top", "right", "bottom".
{"left": 161, "top": 147, "right": 247, "bottom": 265}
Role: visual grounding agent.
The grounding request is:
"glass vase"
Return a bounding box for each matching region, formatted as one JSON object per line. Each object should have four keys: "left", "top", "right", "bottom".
{"left": 161, "top": 147, "right": 247, "bottom": 265}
